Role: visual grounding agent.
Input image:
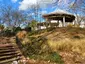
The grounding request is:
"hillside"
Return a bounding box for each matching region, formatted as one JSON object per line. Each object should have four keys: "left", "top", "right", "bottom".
{"left": 1, "top": 27, "right": 85, "bottom": 64}
{"left": 22, "top": 27, "right": 85, "bottom": 64}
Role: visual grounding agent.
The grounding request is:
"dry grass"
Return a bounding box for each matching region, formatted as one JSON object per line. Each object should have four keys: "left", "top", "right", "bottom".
{"left": 27, "top": 27, "right": 85, "bottom": 56}
{"left": 47, "top": 38, "right": 85, "bottom": 55}
{"left": 24, "top": 27, "right": 85, "bottom": 64}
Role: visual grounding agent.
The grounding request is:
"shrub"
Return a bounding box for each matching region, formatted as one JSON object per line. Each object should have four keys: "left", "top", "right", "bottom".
{"left": 0, "top": 24, "right": 4, "bottom": 31}
{"left": 24, "top": 27, "right": 31, "bottom": 32}
{"left": 67, "top": 23, "right": 74, "bottom": 28}
{"left": 0, "top": 29, "right": 15, "bottom": 37}
{"left": 28, "top": 20, "right": 38, "bottom": 31}
{"left": 16, "top": 31, "right": 27, "bottom": 40}
{"left": 13, "top": 27, "right": 22, "bottom": 33}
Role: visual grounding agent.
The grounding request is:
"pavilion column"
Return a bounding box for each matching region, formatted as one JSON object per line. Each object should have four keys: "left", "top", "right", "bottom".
{"left": 58, "top": 20, "right": 60, "bottom": 27}
{"left": 63, "top": 16, "right": 66, "bottom": 27}
{"left": 46, "top": 18, "right": 49, "bottom": 28}
{"left": 49, "top": 20, "right": 51, "bottom": 27}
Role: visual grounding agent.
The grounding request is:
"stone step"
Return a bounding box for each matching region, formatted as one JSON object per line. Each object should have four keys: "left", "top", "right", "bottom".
{"left": 0, "top": 43, "right": 23, "bottom": 64}
{"left": 0, "top": 56, "right": 22, "bottom": 64}
{"left": 0, "top": 47, "right": 18, "bottom": 51}
{"left": 0, "top": 47, "right": 18, "bottom": 50}
{"left": 0, "top": 44, "right": 18, "bottom": 48}
{"left": 0, "top": 49, "right": 19, "bottom": 53}
{"left": 0, "top": 51, "right": 21, "bottom": 56}
{"left": 0, "top": 53, "right": 22, "bottom": 60}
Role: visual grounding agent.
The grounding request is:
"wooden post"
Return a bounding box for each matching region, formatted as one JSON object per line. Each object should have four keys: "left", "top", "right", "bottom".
{"left": 63, "top": 16, "right": 66, "bottom": 27}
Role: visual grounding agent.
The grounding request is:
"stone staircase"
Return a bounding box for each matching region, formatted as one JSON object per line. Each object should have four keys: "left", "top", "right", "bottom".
{"left": 0, "top": 44, "right": 23, "bottom": 64}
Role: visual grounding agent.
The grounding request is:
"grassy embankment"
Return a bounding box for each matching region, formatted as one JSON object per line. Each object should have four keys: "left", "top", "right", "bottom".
{"left": 21, "top": 27, "right": 85, "bottom": 64}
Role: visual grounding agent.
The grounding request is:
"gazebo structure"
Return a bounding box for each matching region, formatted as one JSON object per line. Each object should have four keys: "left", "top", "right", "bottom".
{"left": 43, "top": 10, "right": 75, "bottom": 27}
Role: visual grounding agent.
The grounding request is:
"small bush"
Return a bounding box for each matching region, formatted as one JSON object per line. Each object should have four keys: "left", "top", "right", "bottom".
{"left": 67, "top": 24, "right": 74, "bottom": 28}
{"left": 13, "top": 27, "right": 22, "bottom": 33}
{"left": 16, "top": 31, "right": 27, "bottom": 40}
{"left": 0, "top": 29, "right": 15, "bottom": 37}
{"left": 0, "top": 24, "right": 4, "bottom": 30}
{"left": 24, "top": 27, "right": 31, "bottom": 32}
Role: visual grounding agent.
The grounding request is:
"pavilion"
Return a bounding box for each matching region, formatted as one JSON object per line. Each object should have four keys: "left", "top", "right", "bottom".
{"left": 43, "top": 10, "right": 75, "bottom": 27}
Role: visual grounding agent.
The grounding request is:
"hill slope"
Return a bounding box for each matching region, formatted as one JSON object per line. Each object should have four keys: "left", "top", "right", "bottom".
{"left": 22, "top": 27, "right": 85, "bottom": 64}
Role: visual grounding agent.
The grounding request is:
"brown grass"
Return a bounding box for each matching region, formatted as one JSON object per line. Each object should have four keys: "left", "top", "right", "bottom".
{"left": 47, "top": 38, "right": 85, "bottom": 55}
{"left": 27, "top": 27, "right": 85, "bottom": 56}
{"left": 22, "top": 27, "right": 85, "bottom": 64}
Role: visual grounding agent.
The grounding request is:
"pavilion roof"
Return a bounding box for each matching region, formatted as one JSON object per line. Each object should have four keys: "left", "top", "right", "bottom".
{"left": 43, "top": 9, "right": 75, "bottom": 22}
{"left": 51, "top": 9, "right": 72, "bottom": 14}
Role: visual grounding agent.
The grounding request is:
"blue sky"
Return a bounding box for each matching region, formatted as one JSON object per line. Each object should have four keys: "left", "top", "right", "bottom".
{"left": 0, "top": 0, "right": 75, "bottom": 13}
{"left": 0, "top": 0, "right": 85, "bottom": 19}
{"left": 0, "top": 0, "right": 21, "bottom": 9}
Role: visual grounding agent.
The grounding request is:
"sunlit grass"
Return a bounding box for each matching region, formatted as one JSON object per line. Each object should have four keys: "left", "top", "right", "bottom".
{"left": 48, "top": 39, "right": 85, "bottom": 55}
{"left": 21, "top": 27, "right": 85, "bottom": 63}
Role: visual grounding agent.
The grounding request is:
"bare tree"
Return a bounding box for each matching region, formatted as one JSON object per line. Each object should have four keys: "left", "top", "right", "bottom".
{"left": 25, "top": 0, "right": 60, "bottom": 22}
{"left": 0, "top": 5, "right": 28, "bottom": 28}
{"left": 69, "top": 0, "right": 85, "bottom": 26}
{"left": 0, "top": 5, "right": 13, "bottom": 27}
{"left": 12, "top": 10, "right": 27, "bottom": 27}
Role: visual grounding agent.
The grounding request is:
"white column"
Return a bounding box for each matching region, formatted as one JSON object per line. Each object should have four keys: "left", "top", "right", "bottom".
{"left": 46, "top": 18, "right": 49, "bottom": 28}
{"left": 63, "top": 16, "right": 66, "bottom": 27}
